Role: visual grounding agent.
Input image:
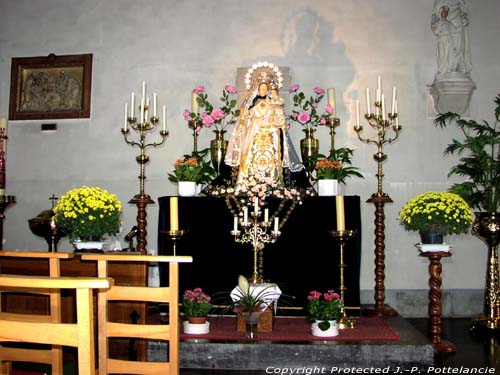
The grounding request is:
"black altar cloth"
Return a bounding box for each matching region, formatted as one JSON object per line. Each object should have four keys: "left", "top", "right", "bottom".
{"left": 157, "top": 196, "right": 361, "bottom": 309}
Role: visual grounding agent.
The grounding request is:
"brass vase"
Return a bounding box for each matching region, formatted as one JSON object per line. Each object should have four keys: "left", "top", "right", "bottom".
{"left": 210, "top": 129, "right": 228, "bottom": 176}
{"left": 300, "top": 128, "right": 319, "bottom": 173}
{"left": 472, "top": 212, "right": 500, "bottom": 329}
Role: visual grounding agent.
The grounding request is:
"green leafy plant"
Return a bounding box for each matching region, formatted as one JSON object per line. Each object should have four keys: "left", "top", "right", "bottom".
{"left": 315, "top": 147, "right": 364, "bottom": 183}
{"left": 231, "top": 275, "right": 278, "bottom": 313}
{"left": 434, "top": 94, "right": 500, "bottom": 212}
{"left": 168, "top": 149, "right": 215, "bottom": 184}
{"left": 398, "top": 191, "right": 473, "bottom": 235}
{"left": 53, "top": 186, "right": 122, "bottom": 241}
{"left": 306, "top": 290, "right": 342, "bottom": 331}
{"left": 182, "top": 288, "right": 212, "bottom": 317}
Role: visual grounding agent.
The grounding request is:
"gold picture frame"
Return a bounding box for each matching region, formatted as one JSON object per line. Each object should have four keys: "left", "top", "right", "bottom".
{"left": 9, "top": 53, "right": 92, "bottom": 120}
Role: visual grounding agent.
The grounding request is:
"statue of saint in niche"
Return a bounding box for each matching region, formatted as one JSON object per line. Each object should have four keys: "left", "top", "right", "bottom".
{"left": 431, "top": 0, "right": 472, "bottom": 76}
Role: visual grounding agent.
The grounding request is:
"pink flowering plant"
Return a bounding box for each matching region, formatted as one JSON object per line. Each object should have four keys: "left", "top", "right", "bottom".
{"left": 306, "top": 290, "right": 342, "bottom": 331}
{"left": 184, "top": 85, "right": 240, "bottom": 133}
{"left": 182, "top": 287, "right": 212, "bottom": 317}
{"left": 289, "top": 84, "right": 334, "bottom": 129}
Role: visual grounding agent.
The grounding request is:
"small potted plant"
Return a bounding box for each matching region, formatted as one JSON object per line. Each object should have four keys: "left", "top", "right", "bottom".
{"left": 398, "top": 191, "right": 473, "bottom": 245}
{"left": 168, "top": 150, "right": 214, "bottom": 196}
{"left": 306, "top": 289, "right": 342, "bottom": 337}
{"left": 182, "top": 287, "right": 212, "bottom": 334}
{"left": 53, "top": 186, "right": 122, "bottom": 250}
{"left": 315, "top": 148, "right": 363, "bottom": 196}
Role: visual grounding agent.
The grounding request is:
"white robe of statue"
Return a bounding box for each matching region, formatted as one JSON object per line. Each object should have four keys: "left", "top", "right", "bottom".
{"left": 431, "top": 0, "right": 472, "bottom": 76}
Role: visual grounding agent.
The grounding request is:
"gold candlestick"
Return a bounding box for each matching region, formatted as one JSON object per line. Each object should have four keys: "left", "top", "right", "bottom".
{"left": 328, "top": 229, "right": 356, "bottom": 329}
{"left": 188, "top": 119, "right": 201, "bottom": 153}
{"left": 162, "top": 229, "right": 189, "bottom": 256}
{"left": 326, "top": 117, "right": 341, "bottom": 155}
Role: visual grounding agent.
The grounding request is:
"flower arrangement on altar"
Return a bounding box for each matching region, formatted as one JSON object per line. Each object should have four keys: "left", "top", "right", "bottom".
{"left": 168, "top": 150, "right": 215, "bottom": 184}
{"left": 398, "top": 191, "right": 473, "bottom": 235}
{"left": 53, "top": 186, "right": 122, "bottom": 241}
{"left": 183, "top": 85, "right": 240, "bottom": 132}
{"left": 288, "top": 84, "right": 335, "bottom": 129}
{"left": 182, "top": 287, "right": 212, "bottom": 317}
{"left": 231, "top": 275, "right": 278, "bottom": 313}
{"left": 315, "top": 148, "right": 364, "bottom": 183}
{"left": 306, "top": 289, "right": 342, "bottom": 331}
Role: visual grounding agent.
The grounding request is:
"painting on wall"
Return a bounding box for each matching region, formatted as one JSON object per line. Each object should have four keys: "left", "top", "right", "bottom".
{"left": 9, "top": 53, "right": 92, "bottom": 120}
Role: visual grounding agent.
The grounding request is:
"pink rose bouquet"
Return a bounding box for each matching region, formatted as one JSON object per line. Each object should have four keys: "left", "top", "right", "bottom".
{"left": 289, "top": 84, "right": 334, "bottom": 129}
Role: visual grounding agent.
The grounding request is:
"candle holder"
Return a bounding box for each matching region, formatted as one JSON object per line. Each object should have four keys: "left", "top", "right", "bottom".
{"left": 231, "top": 210, "right": 281, "bottom": 284}
{"left": 355, "top": 96, "right": 402, "bottom": 317}
{"left": 328, "top": 229, "right": 357, "bottom": 329}
{"left": 326, "top": 117, "right": 341, "bottom": 156}
{"left": 188, "top": 119, "right": 201, "bottom": 154}
{"left": 122, "top": 85, "right": 169, "bottom": 253}
{"left": 162, "top": 229, "right": 189, "bottom": 256}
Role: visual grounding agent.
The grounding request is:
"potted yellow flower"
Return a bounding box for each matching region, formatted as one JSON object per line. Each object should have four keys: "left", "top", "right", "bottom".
{"left": 53, "top": 186, "right": 122, "bottom": 250}
{"left": 398, "top": 191, "right": 473, "bottom": 244}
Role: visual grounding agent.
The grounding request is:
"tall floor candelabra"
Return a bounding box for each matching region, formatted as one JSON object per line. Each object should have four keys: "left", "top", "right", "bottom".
{"left": 354, "top": 77, "right": 402, "bottom": 316}
{"left": 231, "top": 199, "right": 281, "bottom": 284}
{"left": 122, "top": 82, "right": 168, "bottom": 253}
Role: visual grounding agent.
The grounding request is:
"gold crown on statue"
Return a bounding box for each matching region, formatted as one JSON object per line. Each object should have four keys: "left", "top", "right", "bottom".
{"left": 245, "top": 61, "right": 283, "bottom": 90}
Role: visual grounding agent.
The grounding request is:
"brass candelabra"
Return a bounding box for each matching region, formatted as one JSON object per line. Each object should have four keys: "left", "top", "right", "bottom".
{"left": 354, "top": 81, "right": 402, "bottom": 316}
{"left": 231, "top": 206, "right": 281, "bottom": 284}
{"left": 122, "top": 83, "right": 169, "bottom": 252}
{"left": 188, "top": 119, "right": 200, "bottom": 153}
{"left": 326, "top": 117, "right": 341, "bottom": 155}
{"left": 328, "top": 229, "right": 357, "bottom": 329}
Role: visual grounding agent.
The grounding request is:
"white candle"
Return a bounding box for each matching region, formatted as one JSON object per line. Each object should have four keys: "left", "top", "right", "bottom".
{"left": 124, "top": 102, "right": 128, "bottom": 131}
{"left": 391, "top": 86, "right": 396, "bottom": 115}
{"left": 365, "top": 88, "right": 371, "bottom": 116}
{"left": 142, "top": 81, "right": 146, "bottom": 100}
{"left": 254, "top": 197, "right": 259, "bottom": 213}
{"left": 274, "top": 217, "right": 279, "bottom": 232}
{"left": 192, "top": 92, "right": 199, "bottom": 114}
{"left": 327, "top": 88, "right": 336, "bottom": 116}
{"left": 395, "top": 100, "right": 399, "bottom": 126}
{"left": 170, "top": 197, "right": 179, "bottom": 232}
{"left": 381, "top": 94, "right": 386, "bottom": 121}
{"left": 377, "top": 75, "right": 381, "bottom": 96}
{"left": 130, "top": 92, "right": 135, "bottom": 118}
{"left": 145, "top": 97, "right": 150, "bottom": 120}
{"left": 162, "top": 105, "right": 167, "bottom": 131}
{"left": 233, "top": 216, "right": 238, "bottom": 232}
{"left": 264, "top": 208, "right": 269, "bottom": 223}
{"left": 336, "top": 195, "right": 345, "bottom": 231}
{"left": 153, "top": 93, "right": 157, "bottom": 117}
{"left": 355, "top": 100, "right": 360, "bottom": 127}
{"left": 140, "top": 97, "right": 145, "bottom": 124}
{"left": 243, "top": 207, "right": 248, "bottom": 223}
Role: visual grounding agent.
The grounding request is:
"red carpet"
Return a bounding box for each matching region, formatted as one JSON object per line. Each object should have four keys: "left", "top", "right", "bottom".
{"left": 180, "top": 316, "right": 400, "bottom": 342}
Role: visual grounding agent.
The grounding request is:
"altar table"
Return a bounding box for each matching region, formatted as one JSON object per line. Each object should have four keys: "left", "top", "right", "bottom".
{"left": 158, "top": 195, "right": 361, "bottom": 309}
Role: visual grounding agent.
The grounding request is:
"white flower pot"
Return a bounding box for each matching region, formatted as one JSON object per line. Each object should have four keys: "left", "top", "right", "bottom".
{"left": 178, "top": 181, "right": 197, "bottom": 197}
{"left": 73, "top": 241, "right": 105, "bottom": 250}
{"left": 183, "top": 320, "right": 210, "bottom": 334}
{"left": 318, "top": 179, "right": 341, "bottom": 196}
{"left": 311, "top": 320, "right": 339, "bottom": 337}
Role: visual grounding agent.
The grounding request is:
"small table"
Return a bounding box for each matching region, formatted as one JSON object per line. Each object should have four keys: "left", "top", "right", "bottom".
{"left": 419, "top": 247, "right": 456, "bottom": 353}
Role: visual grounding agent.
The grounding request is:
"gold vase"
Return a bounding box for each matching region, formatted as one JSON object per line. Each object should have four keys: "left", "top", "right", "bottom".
{"left": 472, "top": 212, "right": 500, "bottom": 329}
{"left": 210, "top": 129, "right": 228, "bottom": 176}
{"left": 300, "top": 128, "right": 319, "bottom": 172}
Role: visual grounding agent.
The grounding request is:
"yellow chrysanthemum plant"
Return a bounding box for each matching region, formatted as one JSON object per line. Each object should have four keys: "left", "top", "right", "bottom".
{"left": 54, "top": 186, "right": 122, "bottom": 241}
{"left": 398, "top": 191, "right": 474, "bottom": 236}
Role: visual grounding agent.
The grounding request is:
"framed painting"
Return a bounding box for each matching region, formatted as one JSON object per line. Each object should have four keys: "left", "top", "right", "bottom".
{"left": 9, "top": 53, "right": 92, "bottom": 120}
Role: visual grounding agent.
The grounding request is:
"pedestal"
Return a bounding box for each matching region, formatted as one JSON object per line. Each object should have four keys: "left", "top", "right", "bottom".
{"left": 420, "top": 250, "right": 456, "bottom": 354}
{"left": 363, "top": 195, "right": 397, "bottom": 317}
{"left": 129, "top": 194, "right": 154, "bottom": 253}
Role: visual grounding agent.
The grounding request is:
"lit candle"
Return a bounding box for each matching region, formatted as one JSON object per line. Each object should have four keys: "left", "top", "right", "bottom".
{"left": 391, "top": 86, "right": 396, "bottom": 115}
{"left": 130, "top": 92, "right": 135, "bottom": 118}
{"left": 274, "top": 217, "right": 279, "bottom": 232}
{"left": 162, "top": 105, "right": 167, "bottom": 132}
{"left": 124, "top": 102, "right": 128, "bottom": 131}
{"left": 336, "top": 195, "right": 345, "bottom": 231}
{"left": 254, "top": 197, "right": 259, "bottom": 213}
{"left": 327, "top": 88, "right": 336, "bottom": 116}
{"left": 233, "top": 216, "right": 238, "bottom": 232}
{"left": 264, "top": 208, "right": 269, "bottom": 223}
{"left": 365, "top": 88, "right": 371, "bottom": 116}
{"left": 355, "top": 100, "right": 360, "bottom": 127}
{"left": 142, "top": 81, "right": 146, "bottom": 100}
{"left": 153, "top": 93, "right": 157, "bottom": 118}
{"left": 170, "top": 197, "right": 179, "bottom": 232}
{"left": 243, "top": 206, "right": 248, "bottom": 223}
{"left": 192, "top": 92, "right": 199, "bottom": 114}
{"left": 381, "top": 94, "right": 386, "bottom": 121}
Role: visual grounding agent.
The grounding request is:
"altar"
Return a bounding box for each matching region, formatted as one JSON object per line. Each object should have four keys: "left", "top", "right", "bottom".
{"left": 157, "top": 195, "right": 361, "bottom": 310}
